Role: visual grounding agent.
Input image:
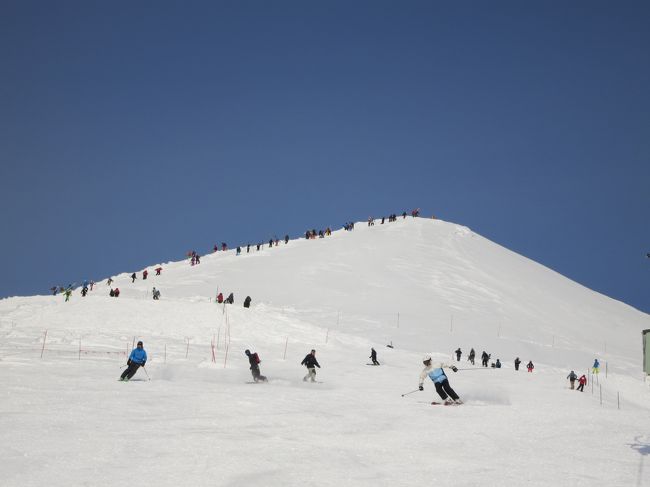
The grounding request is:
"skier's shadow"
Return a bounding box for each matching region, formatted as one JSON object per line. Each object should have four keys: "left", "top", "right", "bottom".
{"left": 629, "top": 436, "right": 650, "bottom": 456}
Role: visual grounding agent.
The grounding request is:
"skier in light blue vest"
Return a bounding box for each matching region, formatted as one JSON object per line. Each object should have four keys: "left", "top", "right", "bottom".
{"left": 418, "top": 355, "right": 463, "bottom": 405}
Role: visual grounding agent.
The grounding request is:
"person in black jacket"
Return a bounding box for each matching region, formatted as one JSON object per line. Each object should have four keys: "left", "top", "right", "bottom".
{"left": 243, "top": 296, "right": 251, "bottom": 308}
{"left": 301, "top": 349, "right": 321, "bottom": 382}
{"left": 225, "top": 293, "right": 234, "bottom": 304}
{"left": 369, "top": 348, "right": 379, "bottom": 365}
{"left": 245, "top": 349, "right": 267, "bottom": 382}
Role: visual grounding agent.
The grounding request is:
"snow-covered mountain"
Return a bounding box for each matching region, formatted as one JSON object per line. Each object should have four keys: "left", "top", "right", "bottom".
{"left": 2, "top": 217, "right": 649, "bottom": 486}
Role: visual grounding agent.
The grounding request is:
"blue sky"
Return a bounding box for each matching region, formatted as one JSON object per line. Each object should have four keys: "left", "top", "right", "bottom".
{"left": 1, "top": 1, "right": 648, "bottom": 312}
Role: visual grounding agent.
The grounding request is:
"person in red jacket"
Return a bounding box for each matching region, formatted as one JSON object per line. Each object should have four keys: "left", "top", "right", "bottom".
{"left": 143, "top": 270, "right": 148, "bottom": 280}
{"left": 577, "top": 374, "right": 587, "bottom": 392}
{"left": 155, "top": 267, "right": 162, "bottom": 275}
{"left": 216, "top": 292, "right": 223, "bottom": 304}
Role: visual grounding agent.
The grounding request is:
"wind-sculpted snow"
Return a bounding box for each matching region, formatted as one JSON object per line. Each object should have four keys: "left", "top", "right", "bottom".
{"left": 1, "top": 218, "right": 649, "bottom": 486}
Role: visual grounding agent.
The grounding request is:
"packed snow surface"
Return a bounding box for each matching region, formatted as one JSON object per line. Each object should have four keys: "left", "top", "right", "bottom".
{"left": 2, "top": 218, "right": 649, "bottom": 486}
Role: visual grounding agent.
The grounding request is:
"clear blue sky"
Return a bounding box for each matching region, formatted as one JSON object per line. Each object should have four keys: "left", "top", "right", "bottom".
{"left": 1, "top": 1, "right": 648, "bottom": 312}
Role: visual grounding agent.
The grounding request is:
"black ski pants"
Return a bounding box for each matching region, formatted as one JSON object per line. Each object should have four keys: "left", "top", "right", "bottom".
{"left": 120, "top": 362, "right": 141, "bottom": 380}
{"left": 434, "top": 379, "right": 459, "bottom": 401}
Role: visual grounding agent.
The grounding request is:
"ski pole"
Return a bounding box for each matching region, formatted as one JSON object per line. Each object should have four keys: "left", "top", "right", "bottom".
{"left": 141, "top": 366, "right": 151, "bottom": 381}
{"left": 455, "top": 367, "right": 494, "bottom": 371}
{"left": 401, "top": 389, "right": 421, "bottom": 397}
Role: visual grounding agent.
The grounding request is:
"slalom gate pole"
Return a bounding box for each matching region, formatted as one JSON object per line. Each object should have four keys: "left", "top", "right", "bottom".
{"left": 401, "top": 389, "right": 421, "bottom": 397}
{"left": 141, "top": 366, "right": 150, "bottom": 381}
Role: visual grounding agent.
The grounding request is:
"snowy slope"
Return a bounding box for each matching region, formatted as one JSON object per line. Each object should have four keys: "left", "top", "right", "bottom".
{"left": 1, "top": 217, "right": 649, "bottom": 487}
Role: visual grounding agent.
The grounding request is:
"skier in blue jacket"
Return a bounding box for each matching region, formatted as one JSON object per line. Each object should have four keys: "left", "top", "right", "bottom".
{"left": 120, "top": 341, "right": 147, "bottom": 381}
{"left": 418, "top": 355, "right": 462, "bottom": 405}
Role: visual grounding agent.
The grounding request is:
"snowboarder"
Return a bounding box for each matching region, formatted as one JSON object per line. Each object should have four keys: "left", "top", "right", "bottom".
{"left": 567, "top": 370, "right": 578, "bottom": 389}
{"left": 418, "top": 355, "right": 462, "bottom": 405}
{"left": 245, "top": 349, "right": 267, "bottom": 382}
{"left": 301, "top": 349, "right": 321, "bottom": 382}
{"left": 577, "top": 374, "right": 587, "bottom": 392}
{"left": 468, "top": 348, "right": 475, "bottom": 365}
{"left": 369, "top": 348, "right": 379, "bottom": 365}
{"left": 455, "top": 348, "right": 462, "bottom": 361}
{"left": 119, "top": 341, "right": 147, "bottom": 381}
{"left": 527, "top": 360, "right": 534, "bottom": 373}
{"left": 216, "top": 292, "right": 223, "bottom": 304}
{"left": 592, "top": 358, "right": 600, "bottom": 375}
{"left": 243, "top": 296, "right": 251, "bottom": 308}
{"left": 131, "top": 273, "right": 137, "bottom": 283}
{"left": 514, "top": 357, "right": 521, "bottom": 371}
{"left": 143, "top": 270, "right": 148, "bottom": 280}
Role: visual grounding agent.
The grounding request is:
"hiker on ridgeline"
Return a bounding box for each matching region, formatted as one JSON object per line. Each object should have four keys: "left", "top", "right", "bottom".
{"left": 225, "top": 293, "right": 234, "bottom": 304}
{"left": 301, "top": 349, "right": 321, "bottom": 382}
{"left": 577, "top": 374, "right": 587, "bottom": 392}
{"left": 455, "top": 348, "right": 462, "bottom": 361}
{"left": 245, "top": 349, "right": 267, "bottom": 382}
{"left": 481, "top": 351, "right": 490, "bottom": 367}
{"left": 284, "top": 235, "right": 289, "bottom": 244}
{"left": 152, "top": 287, "right": 161, "bottom": 300}
{"left": 119, "top": 341, "right": 147, "bottom": 381}
{"left": 527, "top": 360, "right": 534, "bottom": 373}
{"left": 369, "top": 348, "right": 380, "bottom": 365}
{"left": 514, "top": 357, "right": 521, "bottom": 371}
{"left": 418, "top": 355, "right": 462, "bottom": 405}
{"left": 131, "top": 273, "right": 137, "bottom": 283}
{"left": 592, "top": 358, "right": 600, "bottom": 374}
{"left": 143, "top": 270, "right": 148, "bottom": 280}
{"left": 236, "top": 246, "right": 241, "bottom": 256}
{"left": 50, "top": 286, "right": 58, "bottom": 296}
{"left": 243, "top": 296, "right": 251, "bottom": 308}
{"left": 222, "top": 242, "right": 227, "bottom": 251}
{"left": 213, "top": 244, "right": 219, "bottom": 253}
{"left": 216, "top": 292, "right": 223, "bottom": 304}
{"left": 195, "top": 254, "right": 200, "bottom": 264}
{"left": 567, "top": 370, "right": 577, "bottom": 389}
{"left": 109, "top": 289, "right": 115, "bottom": 297}
{"left": 90, "top": 280, "right": 95, "bottom": 291}
{"left": 247, "top": 244, "right": 250, "bottom": 253}
{"left": 269, "top": 238, "right": 273, "bottom": 248}
{"left": 468, "top": 348, "right": 475, "bottom": 365}
{"left": 64, "top": 288, "right": 72, "bottom": 302}
{"left": 402, "top": 211, "right": 407, "bottom": 219}
{"left": 81, "top": 286, "right": 88, "bottom": 297}
{"left": 155, "top": 267, "right": 162, "bottom": 275}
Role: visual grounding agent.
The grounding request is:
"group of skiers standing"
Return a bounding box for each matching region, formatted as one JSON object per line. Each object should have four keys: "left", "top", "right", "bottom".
{"left": 454, "top": 347, "right": 533, "bottom": 372}
{"left": 215, "top": 292, "right": 251, "bottom": 307}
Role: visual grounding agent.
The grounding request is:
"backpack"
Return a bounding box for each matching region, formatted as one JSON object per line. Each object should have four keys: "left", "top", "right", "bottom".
{"left": 252, "top": 353, "right": 260, "bottom": 364}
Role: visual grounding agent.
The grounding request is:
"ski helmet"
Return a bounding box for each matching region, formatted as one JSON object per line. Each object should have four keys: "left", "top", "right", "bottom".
{"left": 245, "top": 349, "right": 250, "bottom": 355}
{"left": 422, "top": 354, "right": 432, "bottom": 363}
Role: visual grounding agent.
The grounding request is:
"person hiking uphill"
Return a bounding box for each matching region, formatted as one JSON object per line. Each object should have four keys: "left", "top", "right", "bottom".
{"left": 468, "top": 348, "right": 475, "bottom": 365}
{"left": 455, "top": 348, "right": 462, "bottom": 361}
{"left": 592, "top": 358, "right": 600, "bottom": 374}
{"left": 301, "top": 349, "right": 321, "bottom": 382}
{"left": 418, "top": 355, "right": 462, "bottom": 405}
{"left": 120, "top": 341, "right": 147, "bottom": 381}
{"left": 567, "top": 370, "right": 578, "bottom": 389}
{"left": 527, "top": 360, "right": 534, "bottom": 373}
{"left": 577, "top": 374, "right": 587, "bottom": 392}
{"left": 245, "top": 349, "right": 267, "bottom": 382}
{"left": 369, "top": 348, "right": 379, "bottom": 365}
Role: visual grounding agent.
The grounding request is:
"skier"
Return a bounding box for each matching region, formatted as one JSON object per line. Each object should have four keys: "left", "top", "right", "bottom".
{"left": 418, "top": 355, "right": 462, "bottom": 405}
{"left": 527, "top": 360, "right": 534, "bottom": 373}
{"left": 64, "top": 288, "right": 72, "bottom": 302}
{"left": 143, "top": 270, "right": 148, "bottom": 280}
{"left": 107, "top": 277, "right": 114, "bottom": 286}
{"left": 119, "top": 341, "right": 147, "bottom": 381}
{"left": 225, "top": 293, "right": 234, "bottom": 304}
{"left": 109, "top": 289, "right": 115, "bottom": 297}
{"left": 216, "top": 292, "right": 223, "bottom": 304}
{"left": 152, "top": 287, "right": 161, "bottom": 300}
{"left": 244, "top": 349, "right": 267, "bottom": 382}
{"left": 131, "top": 273, "right": 137, "bottom": 283}
{"left": 243, "top": 296, "right": 251, "bottom": 308}
{"left": 577, "top": 374, "right": 587, "bottom": 392}
{"left": 155, "top": 267, "right": 162, "bottom": 275}
{"left": 81, "top": 286, "right": 88, "bottom": 297}
{"left": 468, "top": 348, "right": 475, "bottom": 365}
{"left": 592, "top": 358, "right": 600, "bottom": 375}
{"left": 514, "top": 357, "right": 521, "bottom": 371}
{"left": 495, "top": 359, "right": 502, "bottom": 368}
{"left": 301, "top": 349, "right": 321, "bottom": 382}
{"left": 567, "top": 370, "right": 578, "bottom": 390}
{"left": 369, "top": 348, "right": 379, "bottom": 365}
{"left": 455, "top": 348, "right": 462, "bottom": 361}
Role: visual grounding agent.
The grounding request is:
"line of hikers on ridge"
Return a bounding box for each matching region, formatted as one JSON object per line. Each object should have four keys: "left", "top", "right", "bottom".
{"left": 53, "top": 210, "right": 426, "bottom": 301}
